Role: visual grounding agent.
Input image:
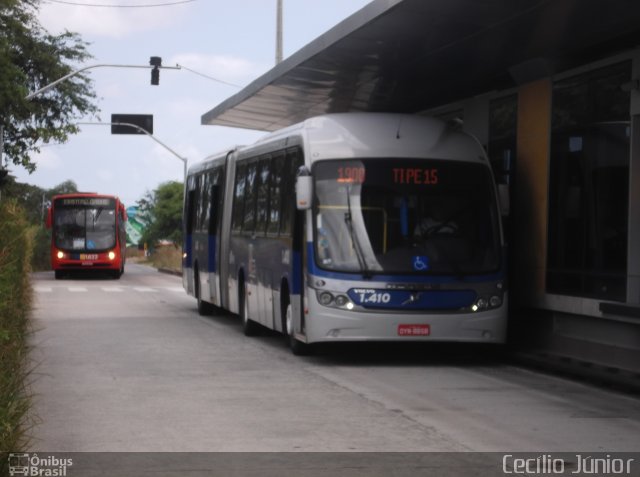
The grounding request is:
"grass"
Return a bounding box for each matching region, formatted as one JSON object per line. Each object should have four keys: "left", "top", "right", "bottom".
{"left": 0, "top": 200, "right": 35, "bottom": 465}
{"left": 131, "top": 244, "right": 182, "bottom": 274}
{"left": 150, "top": 245, "right": 182, "bottom": 272}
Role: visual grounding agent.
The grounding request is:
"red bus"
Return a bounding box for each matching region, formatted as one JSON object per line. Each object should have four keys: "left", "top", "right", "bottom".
{"left": 46, "top": 193, "right": 127, "bottom": 279}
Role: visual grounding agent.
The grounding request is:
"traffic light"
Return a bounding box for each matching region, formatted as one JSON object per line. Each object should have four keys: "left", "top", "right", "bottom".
{"left": 150, "top": 56, "right": 161, "bottom": 85}
{"left": 111, "top": 114, "right": 153, "bottom": 135}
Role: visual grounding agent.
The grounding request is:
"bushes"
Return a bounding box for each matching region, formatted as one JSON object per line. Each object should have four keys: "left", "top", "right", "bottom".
{"left": 31, "top": 226, "right": 51, "bottom": 271}
{"left": 0, "top": 199, "right": 34, "bottom": 456}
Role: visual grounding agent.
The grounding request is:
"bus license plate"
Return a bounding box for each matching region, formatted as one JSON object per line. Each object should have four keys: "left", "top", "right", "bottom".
{"left": 398, "top": 324, "right": 430, "bottom": 336}
{"left": 80, "top": 254, "right": 98, "bottom": 260}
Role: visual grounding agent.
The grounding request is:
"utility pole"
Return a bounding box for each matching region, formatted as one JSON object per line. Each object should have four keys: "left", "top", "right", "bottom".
{"left": 276, "top": 0, "right": 283, "bottom": 64}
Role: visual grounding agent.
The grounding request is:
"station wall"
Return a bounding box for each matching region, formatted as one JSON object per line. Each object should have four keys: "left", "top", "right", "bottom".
{"left": 425, "top": 50, "right": 640, "bottom": 375}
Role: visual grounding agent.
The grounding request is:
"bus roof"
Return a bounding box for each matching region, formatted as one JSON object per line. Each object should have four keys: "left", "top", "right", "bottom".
{"left": 251, "top": 113, "right": 486, "bottom": 164}
{"left": 52, "top": 193, "right": 122, "bottom": 201}
{"left": 192, "top": 113, "right": 487, "bottom": 175}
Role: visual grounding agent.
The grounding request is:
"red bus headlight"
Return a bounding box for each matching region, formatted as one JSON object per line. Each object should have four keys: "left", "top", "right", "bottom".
{"left": 108, "top": 251, "right": 116, "bottom": 260}
{"left": 56, "top": 251, "right": 65, "bottom": 259}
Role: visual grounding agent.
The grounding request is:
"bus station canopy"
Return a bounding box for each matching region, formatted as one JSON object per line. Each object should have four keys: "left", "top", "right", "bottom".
{"left": 201, "top": 0, "right": 640, "bottom": 132}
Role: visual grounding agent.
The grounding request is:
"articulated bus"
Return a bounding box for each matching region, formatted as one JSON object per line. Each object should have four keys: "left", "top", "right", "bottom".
{"left": 183, "top": 113, "right": 507, "bottom": 354}
{"left": 46, "top": 193, "right": 127, "bottom": 279}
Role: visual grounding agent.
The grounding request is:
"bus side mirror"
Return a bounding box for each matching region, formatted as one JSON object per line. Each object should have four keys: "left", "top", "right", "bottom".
{"left": 296, "top": 175, "right": 313, "bottom": 210}
{"left": 498, "top": 184, "right": 510, "bottom": 216}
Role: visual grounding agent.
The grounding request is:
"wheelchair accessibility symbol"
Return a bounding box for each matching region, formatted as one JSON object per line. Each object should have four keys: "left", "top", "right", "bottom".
{"left": 413, "top": 255, "right": 429, "bottom": 271}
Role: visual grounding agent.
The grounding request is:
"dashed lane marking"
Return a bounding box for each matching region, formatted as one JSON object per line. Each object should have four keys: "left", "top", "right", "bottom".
{"left": 165, "top": 287, "right": 185, "bottom": 292}
{"left": 102, "top": 287, "right": 124, "bottom": 293}
{"left": 33, "top": 286, "right": 184, "bottom": 294}
{"left": 133, "top": 287, "right": 157, "bottom": 293}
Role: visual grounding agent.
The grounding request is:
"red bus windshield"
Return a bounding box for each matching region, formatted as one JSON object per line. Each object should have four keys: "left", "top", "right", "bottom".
{"left": 53, "top": 197, "right": 118, "bottom": 252}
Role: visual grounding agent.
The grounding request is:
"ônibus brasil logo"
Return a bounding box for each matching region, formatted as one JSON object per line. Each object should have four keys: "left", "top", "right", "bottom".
{"left": 8, "top": 453, "right": 73, "bottom": 476}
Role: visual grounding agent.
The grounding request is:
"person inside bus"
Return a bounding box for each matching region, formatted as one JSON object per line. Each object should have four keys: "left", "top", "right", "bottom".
{"left": 414, "top": 196, "right": 460, "bottom": 239}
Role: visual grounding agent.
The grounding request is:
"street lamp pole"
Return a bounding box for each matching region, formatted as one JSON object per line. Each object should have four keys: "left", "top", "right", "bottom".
{"left": 25, "top": 62, "right": 181, "bottom": 101}
{"left": 77, "top": 122, "right": 187, "bottom": 186}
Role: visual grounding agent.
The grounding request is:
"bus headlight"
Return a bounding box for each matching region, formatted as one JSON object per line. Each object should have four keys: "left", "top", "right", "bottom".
{"left": 318, "top": 292, "right": 334, "bottom": 306}
{"left": 108, "top": 251, "right": 116, "bottom": 260}
{"left": 334, "top": 295, "right": 350, "bottom": 307}
{"left": 56, "top": 251, "right": 65, "bottom": 259}
{"left": 472, "top": 294, "right": 503, "bottom": 312}
{"left": 316, "top": 291, "right": 354, "bottom": 309}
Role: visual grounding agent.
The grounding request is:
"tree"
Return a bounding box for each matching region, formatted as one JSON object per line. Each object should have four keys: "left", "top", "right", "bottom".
{"left": 1, "top": 174, "right": 77, "bottom": 223}
{"left": 0, "top": 176, "right": 78, "bottom": 270}
{"left": 140, "top": 181, "right": 184, "bottom": 246}
{"left": 0, "top": 0, "right": 98, "bottom": 172}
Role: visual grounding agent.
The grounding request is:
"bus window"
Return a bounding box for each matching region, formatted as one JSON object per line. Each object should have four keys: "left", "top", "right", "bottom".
{"left": 268, "top": 153, "right": 285, "bottom": 235}
{"left": 280, "top": 147, "right": 303, "bottom": 236}
{"left": 202, "top": 172, "right": 213, "bottom": 232}
{"left": 208, "top": 168, "right": 222, "bottom": 236}
{"left": 243, "top": 162, "right": 258, "bottom": 233}
{"left": 232, "top": 164, "right": 247, "bottom": 233}
{"left": 196, "top": 173, "right": 209, "bottom": 232}
{"left": 255, "top": 157, "right": 272, "bottom": 236}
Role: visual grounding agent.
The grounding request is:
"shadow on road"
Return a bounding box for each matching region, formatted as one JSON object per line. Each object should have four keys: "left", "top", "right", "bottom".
{"left": 200, "top": 309, "right": 507, "bottom": 368}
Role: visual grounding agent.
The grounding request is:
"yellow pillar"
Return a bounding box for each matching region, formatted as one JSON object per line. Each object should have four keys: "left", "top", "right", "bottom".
{"left": 515, "top": 79, "right": 552, "bottom": 303}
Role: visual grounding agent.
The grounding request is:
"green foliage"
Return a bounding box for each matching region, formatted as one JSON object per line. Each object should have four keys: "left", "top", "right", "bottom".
{"left": 1, "top": 176, "right": 78, "bottom": 269}
{"left": 0, "top": 0, "right": 98, "bottom": 172}
{"left": 140, "top": 181, "right": 184, "bottom": 246}
{"left": 0, "top": 199, "right": 34, "bottom": 455}
{"left": 31, "top": 225, "right": 51, "bottom": 271}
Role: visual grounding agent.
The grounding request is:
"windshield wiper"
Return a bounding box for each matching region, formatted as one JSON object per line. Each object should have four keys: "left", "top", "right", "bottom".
{"left": 91, "top": 208, "right": 103, "bottom": 230}
{"left": 344, "top": 186, "right": 372, "bottom": 279}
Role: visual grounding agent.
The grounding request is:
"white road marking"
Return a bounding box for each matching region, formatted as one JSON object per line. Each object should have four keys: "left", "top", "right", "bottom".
{"left": 102, "top": 287, "right": 124, "bottom": 293}
{"left": 33, "top": 285, "right": 182, "bottom": 294}
{"left": 165, "top": 287, "right": 185, "bottom": 292}
{"left": 133, "top": 287, "right": 157, "bottom": 293}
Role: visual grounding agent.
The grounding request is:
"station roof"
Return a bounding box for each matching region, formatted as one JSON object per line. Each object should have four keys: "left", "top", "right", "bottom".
{"left": 201, "top": 0, "right": 640, "bottom": 132}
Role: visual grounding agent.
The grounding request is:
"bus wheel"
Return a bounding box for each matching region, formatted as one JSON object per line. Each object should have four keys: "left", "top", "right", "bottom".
{"left": 54, "top": 270, "right": 63, "bottom": 280}
{"left": 285, "top": 301, "right": 311, "bottom": 356}
{"left": 240, "top": 283, "right": 260, "bottom": 336}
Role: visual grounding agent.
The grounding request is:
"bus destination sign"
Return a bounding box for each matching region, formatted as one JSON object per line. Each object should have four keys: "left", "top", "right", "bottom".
{"left": 329, "top": 163, "right": 440, "bottom": 186}
{"left": 392, "top": 168, "right": 438, "bottom": 185}
{"left": 59, "top": 198, "right": 113, "bottom": 207}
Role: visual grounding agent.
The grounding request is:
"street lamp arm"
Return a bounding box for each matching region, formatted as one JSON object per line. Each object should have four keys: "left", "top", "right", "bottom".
{"left": 25, "top": 63, "right": 181, "bottom": 101}
{"left": 77, "top": 121, "right": 188, "bottom": 186}
{"left": 78, "top": 121, "right": 186, "bottom": 164}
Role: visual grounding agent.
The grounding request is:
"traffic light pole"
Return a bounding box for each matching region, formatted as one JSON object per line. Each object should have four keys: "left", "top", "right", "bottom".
{"left": 25, "top": 62, "right": 181, "bottom": 101}
{"left": 77, "top": 122, "right": 187, "bottom": 186}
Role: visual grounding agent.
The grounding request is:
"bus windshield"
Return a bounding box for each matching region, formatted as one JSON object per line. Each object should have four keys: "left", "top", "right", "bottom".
{"left": 53, "top": 197, "right": 117, "bottom": 252}
{"left": 313, "top": 159, "right": 501, "bottom": 275}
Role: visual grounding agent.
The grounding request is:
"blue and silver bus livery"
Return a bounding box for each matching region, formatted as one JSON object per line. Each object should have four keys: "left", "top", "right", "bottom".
{"left": 183, "top": 113, "right": 507, "bottom": 354}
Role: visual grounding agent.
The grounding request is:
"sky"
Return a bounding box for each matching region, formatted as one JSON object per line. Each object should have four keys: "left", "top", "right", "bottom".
{"left": 12, "top": 0, "right": 372, "bottom": 207}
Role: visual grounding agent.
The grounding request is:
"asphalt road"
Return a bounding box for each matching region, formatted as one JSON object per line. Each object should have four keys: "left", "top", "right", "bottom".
{"left": 26, "top": 264, "right": 640, "bottom": 473}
